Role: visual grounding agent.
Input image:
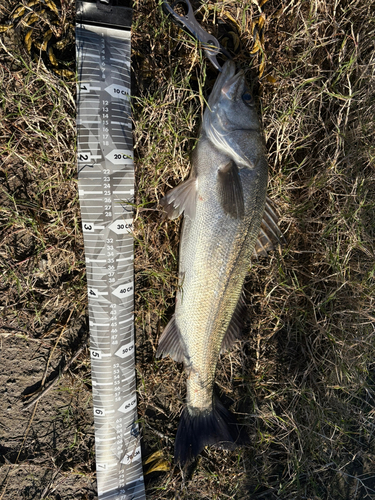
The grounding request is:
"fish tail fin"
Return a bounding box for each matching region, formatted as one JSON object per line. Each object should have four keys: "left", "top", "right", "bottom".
{"left": 174, "top": 396, "right": 249, "bottom": 465}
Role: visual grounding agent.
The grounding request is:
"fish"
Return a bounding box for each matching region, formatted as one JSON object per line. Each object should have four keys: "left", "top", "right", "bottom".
{"left": 156, "top": 60, "right": 282, "bottom": 465}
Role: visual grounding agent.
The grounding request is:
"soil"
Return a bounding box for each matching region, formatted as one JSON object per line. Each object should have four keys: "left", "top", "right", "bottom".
{"left": 0, "top": 335, "right": 96, "bottom": 499}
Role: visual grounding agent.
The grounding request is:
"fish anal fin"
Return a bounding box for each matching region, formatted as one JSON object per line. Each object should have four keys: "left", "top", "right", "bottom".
{"left": 156, "top": 315, "right": 187, "bottom": 363}
{"left": 252, "top": 197, "right": 285, "bottom": 258}
{"left": 220, "top": 293, "right": 248, "bottom": 354}
{"left": 160, "top": 177, "right": 197, "bottom": 220}
{"left": 217, "top": 160, "right": 244, "bottom": 219}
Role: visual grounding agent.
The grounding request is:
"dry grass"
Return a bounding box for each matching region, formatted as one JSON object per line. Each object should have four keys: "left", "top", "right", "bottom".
{"left": 1, "top": 0, "right": 375, "bottom": 498}
{"left": 133, "top": 0, "right": 375, "bottom": 498}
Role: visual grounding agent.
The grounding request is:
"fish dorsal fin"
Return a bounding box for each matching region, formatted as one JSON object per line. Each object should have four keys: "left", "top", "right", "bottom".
{"left": 220, "top": 293, "right": 248, "bottom": 354}
{"left": 160, "top": 177, "right": 197, "bottom": 220}
{"left": 253, "top": 197, "right": 284, "bottom": 258}
{"left": 156, "top": 315, "right": 188, "bottom": 363}
{"left": 217, "top": 160, "right": 245, "bottom": 219}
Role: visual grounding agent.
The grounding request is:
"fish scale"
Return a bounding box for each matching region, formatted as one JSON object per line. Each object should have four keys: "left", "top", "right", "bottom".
{"left": 179, "top": 139, "right": 266, "bottom": 412}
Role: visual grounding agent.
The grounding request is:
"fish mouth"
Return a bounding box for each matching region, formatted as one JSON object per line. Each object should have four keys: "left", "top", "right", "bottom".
{"left": 207, "top": 60, "right": 236, "bottom": 107}
{"left": 208, "top": 60, "right": 244, "bottom": 106}
{"left": 221, "top": 70, "right": 245, "bottom": 100}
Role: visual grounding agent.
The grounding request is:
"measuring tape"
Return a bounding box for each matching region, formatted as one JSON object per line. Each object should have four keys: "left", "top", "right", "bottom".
{"left": 76, "top": 1, "right": 146, "bottom": 498}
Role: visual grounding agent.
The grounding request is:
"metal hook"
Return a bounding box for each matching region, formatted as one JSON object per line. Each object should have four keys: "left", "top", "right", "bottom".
{"left": 162, "top": 0, "right": 231, "bottom": 71}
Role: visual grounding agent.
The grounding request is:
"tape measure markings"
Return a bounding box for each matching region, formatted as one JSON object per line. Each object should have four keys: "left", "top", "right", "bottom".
{"left": 77, "top": 20, "right": 145, "bottom": 499}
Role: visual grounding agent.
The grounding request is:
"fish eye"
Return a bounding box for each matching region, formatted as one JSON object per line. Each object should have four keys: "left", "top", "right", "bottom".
{"left": 242, "top": 92, "right": 252, "bottom": 104}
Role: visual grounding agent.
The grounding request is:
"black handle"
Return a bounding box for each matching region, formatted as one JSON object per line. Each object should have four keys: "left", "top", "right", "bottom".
{"left": 76, "top": 0, "right": 132, "bottom": 30}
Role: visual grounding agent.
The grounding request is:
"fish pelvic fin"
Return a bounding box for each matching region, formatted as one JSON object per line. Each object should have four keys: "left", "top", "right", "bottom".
{"left": 160, "top": 177, "right": 197, "bottom": 220}
{"left": 174, "top": 396, "right": 249, "bottom": 466}
{"left": 253, "top": 197, "right": 286, "bottom": 258}
{"left": 217, "top": 160, "right": 245, "bottom": 219}
{"left": 156, "top": 315, "right": 187, "bottom": 363}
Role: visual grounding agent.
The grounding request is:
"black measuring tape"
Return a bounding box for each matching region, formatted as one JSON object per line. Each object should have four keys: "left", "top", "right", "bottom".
{"left": 76, "top": 1, "right": 146, "bottom": 498}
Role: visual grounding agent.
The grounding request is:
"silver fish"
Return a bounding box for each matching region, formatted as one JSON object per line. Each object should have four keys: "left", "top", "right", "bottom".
{"left": 157, "top": 60, "right": 281, "bottom": 465}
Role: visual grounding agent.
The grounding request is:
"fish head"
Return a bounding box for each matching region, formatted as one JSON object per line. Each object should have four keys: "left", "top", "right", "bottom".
{"left": 204, "top": 60, "right": 260, "bottom": 136}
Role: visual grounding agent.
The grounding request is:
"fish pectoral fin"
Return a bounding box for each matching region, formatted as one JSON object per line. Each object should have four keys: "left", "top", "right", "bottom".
{"left": 252, "top": 197, "right": 286, "bottom": 258}
{"left": 217, "top": 160, "right": 245, "bottom": 219}
{"left": 220, "top": 292, "right": 248, "bottom": 354}
{"left": 156, "top": 315, "right": 187, "bottom": 363}
{"left": 160, "top": 177, "right": 197, "bottom": 220}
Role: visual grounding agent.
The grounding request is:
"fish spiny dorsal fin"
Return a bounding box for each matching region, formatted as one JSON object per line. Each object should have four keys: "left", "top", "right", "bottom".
{"left": 156, "top": 315, "right": 188, "bottom": 363}
{"left": 160, "top": 177, "right": 197, "bottom": 220}
{"left": 217, "top": 160, "right": 245, "bottom": 219}
{"left": 253, "top": 197, "right": 285, "bottom": 258}
{"left": 220, "top": 292, "right": 248, "bottom": 354}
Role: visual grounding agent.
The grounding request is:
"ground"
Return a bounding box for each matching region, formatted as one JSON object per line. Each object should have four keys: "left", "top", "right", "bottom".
{"left": 1, "top": 0, "right": 375, "bottom": 499}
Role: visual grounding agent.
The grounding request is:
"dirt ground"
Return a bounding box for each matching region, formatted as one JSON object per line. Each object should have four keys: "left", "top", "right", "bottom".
{"left": 0, "top": 335, "right": 96, "bottom": 499}
{"left": 1, "top": 0, "right": 375, "bottom": 498}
